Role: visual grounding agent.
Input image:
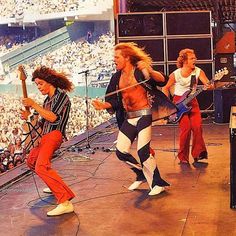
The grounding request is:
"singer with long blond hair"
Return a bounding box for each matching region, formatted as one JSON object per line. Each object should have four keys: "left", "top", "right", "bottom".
{"left": 92, "top": 42, "right": 176, "bottom": 196}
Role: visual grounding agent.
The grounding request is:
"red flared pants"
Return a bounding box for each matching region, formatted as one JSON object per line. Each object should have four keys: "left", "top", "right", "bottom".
{"left": 27, "top": 130, "right": 75, "bottom": 203}
{"left": 173, "top": 96, "right": 207, "bottom": 162}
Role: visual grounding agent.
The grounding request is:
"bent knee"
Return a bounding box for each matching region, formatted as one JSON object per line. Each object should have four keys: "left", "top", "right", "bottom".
{"left": 34, "top": 164, "right": 48, "bottom": 175}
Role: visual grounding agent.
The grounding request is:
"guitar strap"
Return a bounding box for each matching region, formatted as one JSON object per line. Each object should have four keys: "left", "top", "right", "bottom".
{"left": 190, "top": 74, "right": 196, "bottom": 89}
{"left": 190, "top": 71, "right": 197, "bottom": 94}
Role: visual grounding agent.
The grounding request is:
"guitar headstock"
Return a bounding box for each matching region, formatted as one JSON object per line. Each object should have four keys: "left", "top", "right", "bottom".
{"left": 18, "top": 65, "right": 27, "bottom": 81}
{"left": 215, "top": 67, "right": 229, "bottom": 81}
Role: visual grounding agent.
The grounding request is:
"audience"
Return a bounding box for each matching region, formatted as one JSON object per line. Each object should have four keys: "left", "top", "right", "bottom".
{"left": 0, "top": 32, "right": 115, "bottom": 86}
{"left": 0, "top": 0, "right": 109, "bottom": 18}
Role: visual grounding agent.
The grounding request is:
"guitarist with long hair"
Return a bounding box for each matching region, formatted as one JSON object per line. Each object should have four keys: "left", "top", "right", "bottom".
{"left": 20, "top": 66, "right": 75, "bottom": 216}
{"left": 162, "top": 48, "right": 214, "bottom": 164}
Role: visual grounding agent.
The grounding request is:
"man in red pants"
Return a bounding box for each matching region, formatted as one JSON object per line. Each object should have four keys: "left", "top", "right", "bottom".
{"left": 162, "top": 48, "right": 214, "bottom": 164}
{"left": 20, "top": 66, "right": 75, "bottom": 216}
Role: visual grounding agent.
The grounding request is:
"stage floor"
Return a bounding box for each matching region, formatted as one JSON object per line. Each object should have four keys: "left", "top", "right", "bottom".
{"left": 0, "top": 118, "right": 236, "bottom": 236}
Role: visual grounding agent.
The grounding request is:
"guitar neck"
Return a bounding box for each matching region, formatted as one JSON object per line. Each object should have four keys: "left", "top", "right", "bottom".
{"left": 22, "top": 80, "right": 28, "bottom": 98}
{"left": 21, "top": 79, "right": 29, "bottom": 111}
{"left": 183, "top": 87, "right": 204, "bottom": 105}
{"left": 181, "top": 68, "right": 227, "bottom": 106}
{"left": 183, "top": 79, "right": 214, "bottom": 105}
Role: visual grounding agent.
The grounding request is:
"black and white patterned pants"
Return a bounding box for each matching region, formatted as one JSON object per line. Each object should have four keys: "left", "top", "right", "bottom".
{"left": 116, "top": 114, "right": 169, "bottom": 188}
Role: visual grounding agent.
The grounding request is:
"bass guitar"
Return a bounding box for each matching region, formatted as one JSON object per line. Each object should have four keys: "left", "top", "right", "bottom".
{"left": 18, "top": 65, "right": 42, "bottom": 151}
{"left": 169, "top": 67, "right": 229, "bottom": 123}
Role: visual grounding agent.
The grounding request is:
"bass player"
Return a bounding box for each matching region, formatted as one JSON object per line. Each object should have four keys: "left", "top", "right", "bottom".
{"left": 162, "top": 48, "right": 214, "bottom": 164}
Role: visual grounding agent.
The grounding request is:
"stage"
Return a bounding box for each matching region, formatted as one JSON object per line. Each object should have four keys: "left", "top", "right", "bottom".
{"left": 0, "top": 117, "right": 236, "bottom": 236}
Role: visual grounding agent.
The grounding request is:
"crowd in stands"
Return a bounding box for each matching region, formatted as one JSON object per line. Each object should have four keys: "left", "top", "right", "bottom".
{"left": 0, "top": 96, "right": 26, "bottom": 173}
{"left": 0, "top": 0, "right": 112, "bottom": 62}
{"left": 0, "top": 36, "right": 26, "bottom": 57}
{"left": 1, "top": 32, "right": 115, "bottom": 86}
{"left": 27, "top": 32, "right": 115, "bottom": 85}
{"left": 0, "top": 0, "right": 14, "bottom": 19}
{"left": 0, "top": 27, "right": 39, "bottom": 58}
{"left": 0, "top": 0, "right": 108, "bottom": 18}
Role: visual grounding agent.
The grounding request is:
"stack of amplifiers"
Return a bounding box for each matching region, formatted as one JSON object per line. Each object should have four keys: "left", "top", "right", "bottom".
{"left": 117, "top": 11, "right": 213, "bottom": 77}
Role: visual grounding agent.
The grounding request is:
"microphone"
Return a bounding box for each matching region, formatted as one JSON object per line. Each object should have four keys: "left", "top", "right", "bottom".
{"left": 78, "top": 69, "right": 89, "bottom": 75}
{"left": 78, "top": 67, "right": 97, "bottom": 74}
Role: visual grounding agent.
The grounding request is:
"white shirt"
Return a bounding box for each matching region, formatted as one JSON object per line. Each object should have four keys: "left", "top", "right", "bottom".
{"left": 174, "top": 67, "right": 201, "bottom": 96}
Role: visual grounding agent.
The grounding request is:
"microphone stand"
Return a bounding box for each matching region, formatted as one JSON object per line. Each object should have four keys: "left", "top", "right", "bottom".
{"left": 77, "top": 68, "right": 97, "bottom": 154}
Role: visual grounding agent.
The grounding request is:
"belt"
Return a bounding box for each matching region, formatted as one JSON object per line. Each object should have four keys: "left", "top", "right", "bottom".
{"left": 127, "top": 109, "right": 152, "bottom": 119}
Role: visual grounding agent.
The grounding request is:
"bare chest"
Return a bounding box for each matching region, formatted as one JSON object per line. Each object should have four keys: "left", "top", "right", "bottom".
{"left": 119, "top": 73, "right": 137, "bottom": 89}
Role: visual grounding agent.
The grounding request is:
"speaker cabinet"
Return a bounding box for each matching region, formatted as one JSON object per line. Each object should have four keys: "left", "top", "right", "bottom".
{"left": 197, "top": 90, "right": 214, "bottom": 111}
{"left": 167, "top": 37, "right": 213, "bottom": 61}
{"left": 214, "top": 87, "right": 236, "bottom": 123}
{"left": 166, "top": 11, "right": 211, "bottom": 35}
{"left": 117, "top": 13, "right": 163, "bottom": 37}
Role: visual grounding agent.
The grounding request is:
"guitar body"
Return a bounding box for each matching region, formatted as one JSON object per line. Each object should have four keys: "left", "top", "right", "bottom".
{"left": 169, "top": 90, "right": 192, "bottom": 123}
{"left": 169, "top": 102, "right": 192, "bottom": 123}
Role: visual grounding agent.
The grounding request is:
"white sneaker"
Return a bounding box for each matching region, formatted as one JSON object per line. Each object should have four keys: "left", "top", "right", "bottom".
{"left": 148, "top": 186, "right": 165, "bottom": 196}
{"left": 43, "top": 187, "right": 52, "bottom": 194}
{"left": 47, "top": 201, "right": 74, "bottom": 217}
{"left": 128, "top": 180, "right": 144, "bottom": 190}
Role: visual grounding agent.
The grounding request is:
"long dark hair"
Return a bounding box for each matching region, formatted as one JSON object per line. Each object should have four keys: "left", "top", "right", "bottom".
{"left": 32, "top": 66, "right": 74, "bottom": 92}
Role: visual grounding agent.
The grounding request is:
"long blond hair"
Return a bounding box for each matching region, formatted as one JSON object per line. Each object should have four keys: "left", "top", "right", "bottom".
{"left": 114, "top": 42, "right": 152, "bottom": 67}
{"left": 176, "top": 48, "right": 195, "bottom": 68}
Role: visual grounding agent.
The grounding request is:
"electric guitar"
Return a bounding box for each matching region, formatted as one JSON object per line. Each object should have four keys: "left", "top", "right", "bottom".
{"left": 169, "top": 67, "right": 229, "bottom": 123}
{"left": 18, "top": 65, "right": 42, "bottom": 151}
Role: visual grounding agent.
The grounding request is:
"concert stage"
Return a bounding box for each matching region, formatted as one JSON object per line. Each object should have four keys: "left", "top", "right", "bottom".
{"left": 1, "top": 117, "right": 236, "bottom": 236}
